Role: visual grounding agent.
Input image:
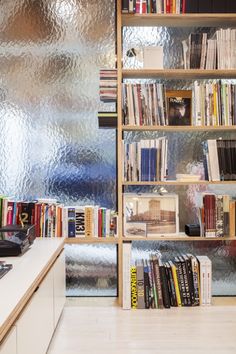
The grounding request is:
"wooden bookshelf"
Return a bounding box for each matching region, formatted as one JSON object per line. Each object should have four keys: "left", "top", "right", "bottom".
{"left": 123, "top": 236, "right": 235, "bottom": 242}
{"left": 122, "top": 125, "right": 236, "bottom": 132}
{"left": 123, "top": 181, "right": 236, "bottom": 186}
{"left": 122, "top": 13, "right": 236, "bottom": 27}
{"left": 123, "top": 69, "right": 236, "bottom": 79}
{"left": 116, "top": 1, "right": 236, "bottom": 308}
{"left": 65, "top": 237, "right": 119, "bottom": 244}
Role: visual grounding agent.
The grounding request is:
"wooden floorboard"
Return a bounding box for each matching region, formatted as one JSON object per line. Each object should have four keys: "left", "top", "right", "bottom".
{"left": 47, "top": 298, "right": 236, "bottom": 354}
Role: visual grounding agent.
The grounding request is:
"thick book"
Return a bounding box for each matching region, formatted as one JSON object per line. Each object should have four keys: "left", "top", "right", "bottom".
{"left": 75, "top": 207, "right": 85, "bottom": 237}
{"left": 182, "top": 255, "right": 195, "bottom": 305}
{"left": 179, "top": 256, "right": 192, "bottom": 306}
{"left": 131, "top": 266, "right": 138, "bottom": 309}
{"left": 152, "top": 255, "right": 164, "bottom": 309}
{"left": 159, "top": 259, "right": 171, "bottom": 309}
{"left": 122, "top": 0, "right": 129, "bottom": 12}
{"left": 123, "top": 242, "right": 132, "bottom": 310}
{"left": 136, "top": 260, "right": 146, "bottom": 309}
{"left": 68, "top": 207, "right": 76, "bottom": 238}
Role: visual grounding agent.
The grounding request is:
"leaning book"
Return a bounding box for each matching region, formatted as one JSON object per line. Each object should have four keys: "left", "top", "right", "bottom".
{"left": 123, "top": 193, "right": 179, "bottom": 237}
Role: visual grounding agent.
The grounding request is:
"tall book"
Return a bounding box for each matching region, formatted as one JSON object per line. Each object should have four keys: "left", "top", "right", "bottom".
{"left": 131, "top": 266, "right": 138, "bottom": 309}
{"left": 123, "top": 242, "right": 132, "bottom": 310}
{"left": 136, "top": 260, "right": 146, "bottom": 309}
{"left": 75, "top": 207, "right": 85, "bottom": 237}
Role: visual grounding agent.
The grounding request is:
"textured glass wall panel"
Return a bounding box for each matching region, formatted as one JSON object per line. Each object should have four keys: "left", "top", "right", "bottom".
{"left": 66, "top": 244, "right": 117, "bottom": 296}
{"left": 0, "top": 0, "right": 116, "bottom": 296}
{"left": 132, "top": 241, "right": 236, "bottom": 296}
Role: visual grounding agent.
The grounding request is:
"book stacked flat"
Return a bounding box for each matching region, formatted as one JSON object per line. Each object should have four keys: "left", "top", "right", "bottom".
{"left": 193, "top": 81, "right": 236, "bottom": 126}
{"left": 99, "top": 69, "right": 117, "bottom": 103}
{"left": 198, "top": 193, "right": 236, "bottom": 238}
{"left": 122, "top": 0, "right": 236, "bottom": 14}
{"left": 123, "top": 137, "right": 168, "bottom": 182}
{"left": 202, "top": 139, "right": 236, "bottom": 181}
{"left": 183, "top": 29, "right": 236, "bottom": 70}
{"left": 123, "top": 83, "right": 167, "bottom": 126}
{"left": 123, "top": 244, "right": 212, "bottom": 310}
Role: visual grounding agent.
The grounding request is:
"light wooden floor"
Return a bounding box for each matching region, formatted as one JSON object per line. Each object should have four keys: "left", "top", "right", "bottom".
{"left": 47, "top": 297, "right": 236, "bottom": 354}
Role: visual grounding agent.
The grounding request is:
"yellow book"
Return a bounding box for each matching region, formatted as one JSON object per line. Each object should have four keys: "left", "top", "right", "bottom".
{"left": 131, "top": 266, "right": 138, "bottom": 309}
{"left": 85, "top": 206, "right": 94, "bottom": 237}
{"left": 172, "top": 0, "right": 176, "bottom": 13}
{"left": 169, "top": 261, "right": 182, "bottom": 307}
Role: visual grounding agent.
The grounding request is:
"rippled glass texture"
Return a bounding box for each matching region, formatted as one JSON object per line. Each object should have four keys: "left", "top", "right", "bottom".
{"left": 0, "top": 0, "right": 116, "bottom": 296}
{"left": 66, "top": 244, "right": 117, "bottom": 296}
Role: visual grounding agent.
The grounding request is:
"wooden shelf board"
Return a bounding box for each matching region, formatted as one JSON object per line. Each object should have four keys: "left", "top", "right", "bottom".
{"left": 123, "top": 181, "right": 236, "bottom": 186}
{"left": 122, "top": 13, "right": 236, "bottom": 27}
{"left": 123, "top": 236, "right": 235, "bottom": 242}
{"left": 122, "top": 125, "right": 236, "bottom": 131}
{"left": 65, "top": 237, "right": 119, "bottom": 244}
{"left": 122, "top": 69, "right": 236, "bottom": 79}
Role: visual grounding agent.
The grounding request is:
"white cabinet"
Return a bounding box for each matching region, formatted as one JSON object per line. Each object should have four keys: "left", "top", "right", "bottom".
{"left": 0, "top": 327, "right": 16, "bottom": 354}
{"left": 17, "top": 269, "right": 54, "bottom": 354}
{"left": 53, "top": 251, "right": 66, "bottom": 328}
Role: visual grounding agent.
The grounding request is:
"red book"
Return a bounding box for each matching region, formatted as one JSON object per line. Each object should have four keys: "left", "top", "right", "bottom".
{"left": 166, "top": 0, "right": 171, "bottom": 13}
{"left": 182, "top": 0, "right": 186, "bottom": 13}
{"left": 98, "top": 209, "right": 102, "bottom": 237}
{"left": 6, "top": 201, "right": 14, "bottom": 225}
{"left": 35, "top": 203, "right": 42, "bottom": 237}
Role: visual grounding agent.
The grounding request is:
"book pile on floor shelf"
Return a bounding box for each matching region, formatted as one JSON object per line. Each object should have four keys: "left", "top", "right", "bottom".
{"left": 0, "top": 197, "right": 117, "bottom": 238}
{"left": 123, "top": 243, "right": 212, "bottom": 310}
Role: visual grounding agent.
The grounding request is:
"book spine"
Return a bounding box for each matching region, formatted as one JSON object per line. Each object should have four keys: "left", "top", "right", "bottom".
{"left": 152, "top": 256, "right": 164, "bottom": 309}
{"left": 122, "top": 0, "right": 129, "bottom": 12}
{"left": 131, "top": 266, "right": 138, "bottom": 309}
{"left": 68, "top": 207, "right": 76, "bottom": 237}
{"left": 123, "top": 243, "right": 132, "bottom": 310}
{"left": 175, "top": 258, "right": 187, "bottom": 306}
{"left": 75, "top": 208, "right": 85, "bottom": 237}
{"left": 144, "top": 262, "right": 150, "bottom": 308}
{"left": 136, "top": 262, "right": 146, "bottom": 309}
{"left": 85, "top": 207, "right": 94, "bottom": 237}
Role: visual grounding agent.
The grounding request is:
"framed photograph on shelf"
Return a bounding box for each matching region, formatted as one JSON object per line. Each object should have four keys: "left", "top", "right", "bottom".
{"left": 166, "top": 90, "right": 192, "bottom": 126}
{"left": 123, "top": 193, "right": 179, "bottom": 238}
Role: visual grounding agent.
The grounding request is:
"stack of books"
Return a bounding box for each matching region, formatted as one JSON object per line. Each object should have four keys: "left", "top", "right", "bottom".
{"left": 123, "top": 137, "right": 168, "bottom": 182}
{"left": 123, "top": 245, "right": 212, "bottom": 309}
{"left": 99, "top": 69, "right": 117, "bottom": 103}
{"left": 122, "top": 0, "right": 236, "bottom": 14}
{"left": 182, "top": 29, "right": 236, "bottom": 70}
{"left": 202, "top": 139, "right": 236, "bottom": 181}
{"left": 198, "top": 193, "right": 236, "bottom": 238}
{"left": 192, "top": 81, "right": 236, "bottom": 126}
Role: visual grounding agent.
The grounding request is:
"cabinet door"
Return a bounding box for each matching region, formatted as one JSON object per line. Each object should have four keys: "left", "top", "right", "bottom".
{"left": 17, "top": 270, "right": 54, "bottom": 354}
{"left": 0, "top": 327, "right": 17, "bottom": 354}
{"left": 53, "top": 250, "right": 66, "bottom": 328}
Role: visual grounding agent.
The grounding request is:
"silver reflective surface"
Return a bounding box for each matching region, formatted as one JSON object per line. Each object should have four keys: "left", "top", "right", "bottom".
{"left": 0, "top": 0, "right": 117, "bottom": 296}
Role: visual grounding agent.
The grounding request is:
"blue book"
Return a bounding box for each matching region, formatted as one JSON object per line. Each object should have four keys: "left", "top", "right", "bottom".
{"left": 68, "top": 207, "right": 76, "bottom": 237}
{"left": 141, "top": 148, "right": 150, "bottom": 181}
{"left": 150, "top": 148, "right": 157, "bottom": 181}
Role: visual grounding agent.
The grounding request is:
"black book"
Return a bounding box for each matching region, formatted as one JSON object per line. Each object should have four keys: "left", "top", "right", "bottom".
{"left": 217, "top": 140, "right": 226, "bottom": 181}
{"left": 144, "top": 260, "right": 150, "bottom": 309}
{"left": 152, "top": 0, "right": 157, "bottom": 13}
{"left": 186, "top": 0, "right": 198, "bottom": 13}
{"left": 122, "top": 0, "right": 129, "bottom": 13}
{"left": 182, "top": 255, "right": 195, "bottom": 305}
{"left": 212, "top": 0, "right": 226, "bottom": 13}
{"left": 198, "top": 0, "right": 212, "bottom": 13}
{"left": 179, "top": 256, "right": 192, "bottom": 306}
{"left": 226, "top": 0, "right": 236, "bottom": 13}
{"left": 152, "top": 255, "right": 164, "bottom": 309}
{"left": 175, "top": 257, "right": 187, "bottom": 306}
{"left": 166, "top": 262, "right": 178, "bottom": 307}
{"left": 159, "top": 259, "right": 171, "bottom": 309}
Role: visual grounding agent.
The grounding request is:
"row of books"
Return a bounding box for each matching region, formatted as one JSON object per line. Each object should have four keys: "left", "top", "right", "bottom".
{"left": 203, "top": 139, "right": 236, "bottom": 181}
{"left": 122, "top": 83, "right": 167, "bottom": 126}
{"left": 99, "top": 69, "right": 117, "bottom": 103}
{"left": 193, "top": 82, "right": 236, "bottom": 126}
{"left": 123, "top": 245, "right": 212, "bottom": 309}
{"left": 199, "top": 194, "right": 236, "bottom": 238}
{"left": 0, "top": 197, "right": 117, "bottom": 238}
{"left": 64, "top": 206, "right": 118, "bottom": 238}
{"left": 122, "top": 0, "right": 236, "bottom": 14}
{"left": 182, "top": 29, "right": 236, "bottom": 70}
{"left": 123, "top": 137, "right": 168, "bottom": 182}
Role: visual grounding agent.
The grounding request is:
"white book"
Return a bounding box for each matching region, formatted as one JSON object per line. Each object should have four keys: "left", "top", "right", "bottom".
{"left": 93, "top": 205, "right": 99, "bottom": 237}
{"left": 106, "top": 209, "right": 111, "bottom": 237}
{"left": 197, "top": 256, "right": 212, "bottom": 306}
{"left": 62, "top": 207, "right": 68, "bottom": 238}
{"left": 123, "top": 242, "right": 132, "bottom": 309}
{"left": 207, "top": 140, "right": 220, "bottom": 181}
